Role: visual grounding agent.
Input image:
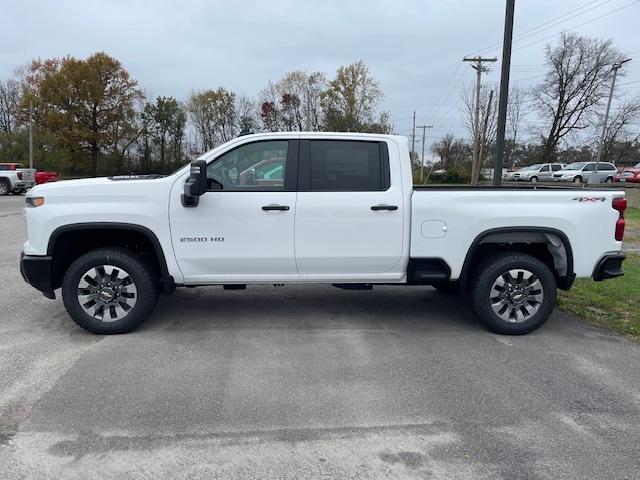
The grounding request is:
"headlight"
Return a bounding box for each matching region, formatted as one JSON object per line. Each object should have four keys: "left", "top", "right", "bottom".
{"left": 26, "top": 197, "right": 45, "bottom": 208}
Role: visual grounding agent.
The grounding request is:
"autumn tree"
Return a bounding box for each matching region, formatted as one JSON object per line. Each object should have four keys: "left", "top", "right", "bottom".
{"left": 259, "top": 71, "right": 327, "bottom": 131}
{"left": 321, "top": 61, "right": 391, "bottom": 133}
{"left": 532, "top": 32, "right": 624, "bottom": 161}
{"left": 187, "top": 88, "right": 254, "bottom": 152}
{"left": 24, "top": 52, "right": 144, "bottom": 175}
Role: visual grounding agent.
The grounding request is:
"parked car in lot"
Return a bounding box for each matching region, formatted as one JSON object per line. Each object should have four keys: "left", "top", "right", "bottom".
{"left": 0, "top": 162, "right": 36, "bottom": 195}
{"left": 504, "top": 163, "right": 564, "bottom": 182}
{"left": 35, "top": 170, "right": 59, "bottom": 184}
{"left": 553, "top": 161, "right": 617, "bottom": 183}
{"left": 21, "top": 132, "right": 626, "bottom": 336}
{"left": 614, "top": 162, "right": 640, "bottom": 183}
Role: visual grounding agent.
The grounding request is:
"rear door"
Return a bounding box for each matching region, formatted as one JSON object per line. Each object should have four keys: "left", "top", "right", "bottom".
{"left": 294, "top": 138, "right": 404, "bottom": 280}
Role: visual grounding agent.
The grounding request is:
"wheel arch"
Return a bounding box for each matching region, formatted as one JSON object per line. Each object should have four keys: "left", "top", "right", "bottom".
{"left": 47, "top": 222, "right": 174, "bottom": 293}
{"left": 459, "top": 227, "right": 575, "bottom": 290}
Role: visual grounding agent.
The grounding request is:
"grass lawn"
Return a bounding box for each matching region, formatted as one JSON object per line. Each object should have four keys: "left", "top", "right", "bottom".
{"left": 557, "top": 208, "right": 640, "bottom": 340}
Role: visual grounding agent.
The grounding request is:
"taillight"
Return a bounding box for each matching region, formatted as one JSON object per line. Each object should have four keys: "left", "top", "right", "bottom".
{"left": 612, "top": 197, "right": 627, "bottom": 241}
{"left": 17, "top": 172, "right": 22, "bottom": 180}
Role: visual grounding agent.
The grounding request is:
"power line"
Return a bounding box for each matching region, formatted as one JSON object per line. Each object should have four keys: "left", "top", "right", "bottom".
{"left": 511, "top": 0, "right": 640, "bottom": 53}
{"left": 472, "top": 0, "right": 611, "bottom": 55}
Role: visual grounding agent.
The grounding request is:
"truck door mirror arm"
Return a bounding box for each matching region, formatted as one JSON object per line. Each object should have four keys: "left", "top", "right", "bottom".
{"left": 181, "top": 160, "right": 208, "bottom": 208}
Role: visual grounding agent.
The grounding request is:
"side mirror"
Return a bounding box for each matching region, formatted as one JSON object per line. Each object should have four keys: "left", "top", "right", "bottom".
{"left": 181, "top": 160, "right": 207, "bottom": 207}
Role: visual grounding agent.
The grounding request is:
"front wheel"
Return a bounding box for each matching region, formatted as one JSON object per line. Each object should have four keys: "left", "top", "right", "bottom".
{"left": 62, "top": 248, "right": 158, "bottom": 334}
{"left": 468, "top": 252, "right": 557, "bottom": 335}
{"left": 529, "top": 176, "right": 538, "bottom": 183}
{"left": 573, "top": 176, "right": 582, "bottom": 183}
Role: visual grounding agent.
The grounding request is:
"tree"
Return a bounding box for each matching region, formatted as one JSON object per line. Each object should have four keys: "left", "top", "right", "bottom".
{"left": 462, "top": 84, "right": 498, "bottom": 184}
{"left": 321, "top": 61, "right": 391, "bottom": 133}
{"left": 144, "top": 96, "right": 186, "bottom": 172}
{"left": 532, "top": 32, "right": 624, "bottom": 161}
{"left": 505, "top": 85, "right": 528, "bottom": 169}
{"left": 431, "top": 134, "right": 472, "bottom": 170}
{"left": 259, "top": 71, "right": 327, "bottom": 131}
{"left": 596, "top": 96, "right": 640, "bottom": 164}
{"left": 23, "top": 52, "right": 144, "bottom": 175}
{"left": 0, "top": 78, "right": 20, "bottom": 134}
{"left": 187, "top": 87, "right": 240, "bottom": 151}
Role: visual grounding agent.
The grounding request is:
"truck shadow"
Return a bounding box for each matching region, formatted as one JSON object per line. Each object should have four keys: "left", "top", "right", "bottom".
{"left": 141, "top": 284, "right": 481, "bottom": 333}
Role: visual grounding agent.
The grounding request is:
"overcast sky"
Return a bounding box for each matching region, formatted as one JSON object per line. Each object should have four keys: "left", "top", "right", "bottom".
{"left": 2, "top": 0, "right": 639, "bottom": 146}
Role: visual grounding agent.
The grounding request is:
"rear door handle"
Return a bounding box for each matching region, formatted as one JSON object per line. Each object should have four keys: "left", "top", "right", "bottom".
{"left": 371, "top": 204, "right": 398, "bottom": 211}
{"left": 262, "top": 205, "right": 290, "bottom": 211}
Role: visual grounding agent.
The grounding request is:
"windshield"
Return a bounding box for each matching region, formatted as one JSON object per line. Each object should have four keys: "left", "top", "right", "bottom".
{"left": 564, "top": 162, "right": 586, "bottom": 171}
{"left": 634, "top": 162, "right": 640, "bottom": 169}
{"left": 520, "top": 164, "right": 543, "bottom": 171}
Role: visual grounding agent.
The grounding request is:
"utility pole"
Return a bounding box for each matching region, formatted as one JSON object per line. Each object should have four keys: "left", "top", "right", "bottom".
{"left": 416, "top": 124, "right": 434, "bottom": 183}
{"left": 28, "top": 99, "right": 33, "bottom": 169}
{"left": 493, "top": 0, "right": 515, "bottom": 186}
{"left": 411, "top": 111, "right": 416, "bottom": 163}
{"left": 463, "top": 56, "right": 496, "bottom": 185}
{"left": 595, "top": 58, "right": 631, "bottom": 175}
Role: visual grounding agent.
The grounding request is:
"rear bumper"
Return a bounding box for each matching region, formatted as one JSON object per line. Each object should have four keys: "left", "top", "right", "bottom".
{"left": 592, "top": 253, "right": 625, "bottom": 281}
{"left": 20, "top": 252, "right": 55, "bottom": 299}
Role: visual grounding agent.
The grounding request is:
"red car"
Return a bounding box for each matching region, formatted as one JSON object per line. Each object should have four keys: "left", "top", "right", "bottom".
{"left": 614, "top": 162, "right": 640, "bottom": 183}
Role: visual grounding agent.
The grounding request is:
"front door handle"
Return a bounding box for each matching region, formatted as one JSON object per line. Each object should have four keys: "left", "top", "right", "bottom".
{"left": 262, "top": 205, "right": 290, "bottom": 211}
{"left": 371, "top": 204, "right": 398, "bottom": 211}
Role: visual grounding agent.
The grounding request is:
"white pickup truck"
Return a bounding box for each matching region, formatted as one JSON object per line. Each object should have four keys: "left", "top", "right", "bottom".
{"left": 21, "top": 132, "right": 627, "bottom": 335}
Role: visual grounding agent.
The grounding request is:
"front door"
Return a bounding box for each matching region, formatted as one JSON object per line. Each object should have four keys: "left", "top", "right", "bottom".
{"left": 294, "top": 139, "right": 405, "bottom": 281}
{"left": 169, "top": 139, "right": 300, "bottom": 283}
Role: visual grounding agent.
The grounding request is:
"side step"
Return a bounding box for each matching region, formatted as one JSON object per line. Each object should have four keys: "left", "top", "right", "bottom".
{"left": 223, "top": 284, "right": 246, "bottom": 290}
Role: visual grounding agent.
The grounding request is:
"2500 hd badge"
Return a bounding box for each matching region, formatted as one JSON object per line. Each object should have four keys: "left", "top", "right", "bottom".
{"left": 179, "top": 236, "right": 225, "bottom": 243}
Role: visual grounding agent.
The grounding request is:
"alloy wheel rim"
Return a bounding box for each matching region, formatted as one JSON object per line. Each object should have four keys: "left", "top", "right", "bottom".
{"left": 0, "top": 183, "right": 7, "bottom": 194}
{"left": 489, "top": 269, "right": 544, "bottom": 323}
{"left": 77, "top": 264, "right": 137, "bottom": 322}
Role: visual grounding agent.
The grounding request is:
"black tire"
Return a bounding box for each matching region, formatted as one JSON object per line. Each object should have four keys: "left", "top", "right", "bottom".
{"left": 468, "top": 252, "right": 557, "bottom": 335}
{"left": 62, "top": 248, "right": 158, "bottom": 334}
{"left": 529, "top": 176, "right": 538, "bottom": 183}
{"left": 573, "top": 176, "right": 582, "bottom": 183}
{"left": 0, "top": 179, "right": 10, "bottom": 196}
{"left": 432, "top": 282, "right": 460, "bottom": 294}
{"left": 605, "top": 176, "right": 613, "bottom": 183}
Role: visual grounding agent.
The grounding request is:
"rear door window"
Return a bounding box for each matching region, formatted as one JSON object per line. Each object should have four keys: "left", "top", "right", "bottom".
{"left": 307, "top": 140, "right": 389, "bottom": 191}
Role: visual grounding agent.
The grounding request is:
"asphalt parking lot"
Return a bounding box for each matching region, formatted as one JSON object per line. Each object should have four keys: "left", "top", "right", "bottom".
{"left": 1, "top": 195, "right": 640, "bottom": 479}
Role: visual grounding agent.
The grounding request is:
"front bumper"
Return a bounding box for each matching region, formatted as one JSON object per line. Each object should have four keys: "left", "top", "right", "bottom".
{"left": 592, "top": 253, "right": 625, "bottom": 281}
{"left": 20, "top": 252, "right": 55, "bottom": 299}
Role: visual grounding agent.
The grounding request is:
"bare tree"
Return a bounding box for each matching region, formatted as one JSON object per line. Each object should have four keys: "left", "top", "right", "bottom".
{"left": 532, "top": 32, "right": 624, "bottom": 161}
{"left": 505, "top": 84, "right": 528, "bottom": 168}
{"left": 596, "top": 95, "right": 640, "bottom": 163}
{"left": 462, "top": 83, "right": 498, "bottom": 184}
{"left": 431, "top": 134, "right": 472, "bottom": 169}
{"left": 0, "top": 78, "right": 20, "bottom": 134}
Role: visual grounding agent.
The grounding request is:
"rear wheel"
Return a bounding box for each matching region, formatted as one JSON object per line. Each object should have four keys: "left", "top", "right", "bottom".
{"left": 0, "top": 179, "right": 10, "bottom": 196}
{"left": 468, "top": 252, "right": 557, "bottom": 335}
{"left": 62, "top": 248, "right": 158, "bottom": 334}
{"left": 605, "top": 176, "right": 614, "bottom": 183}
